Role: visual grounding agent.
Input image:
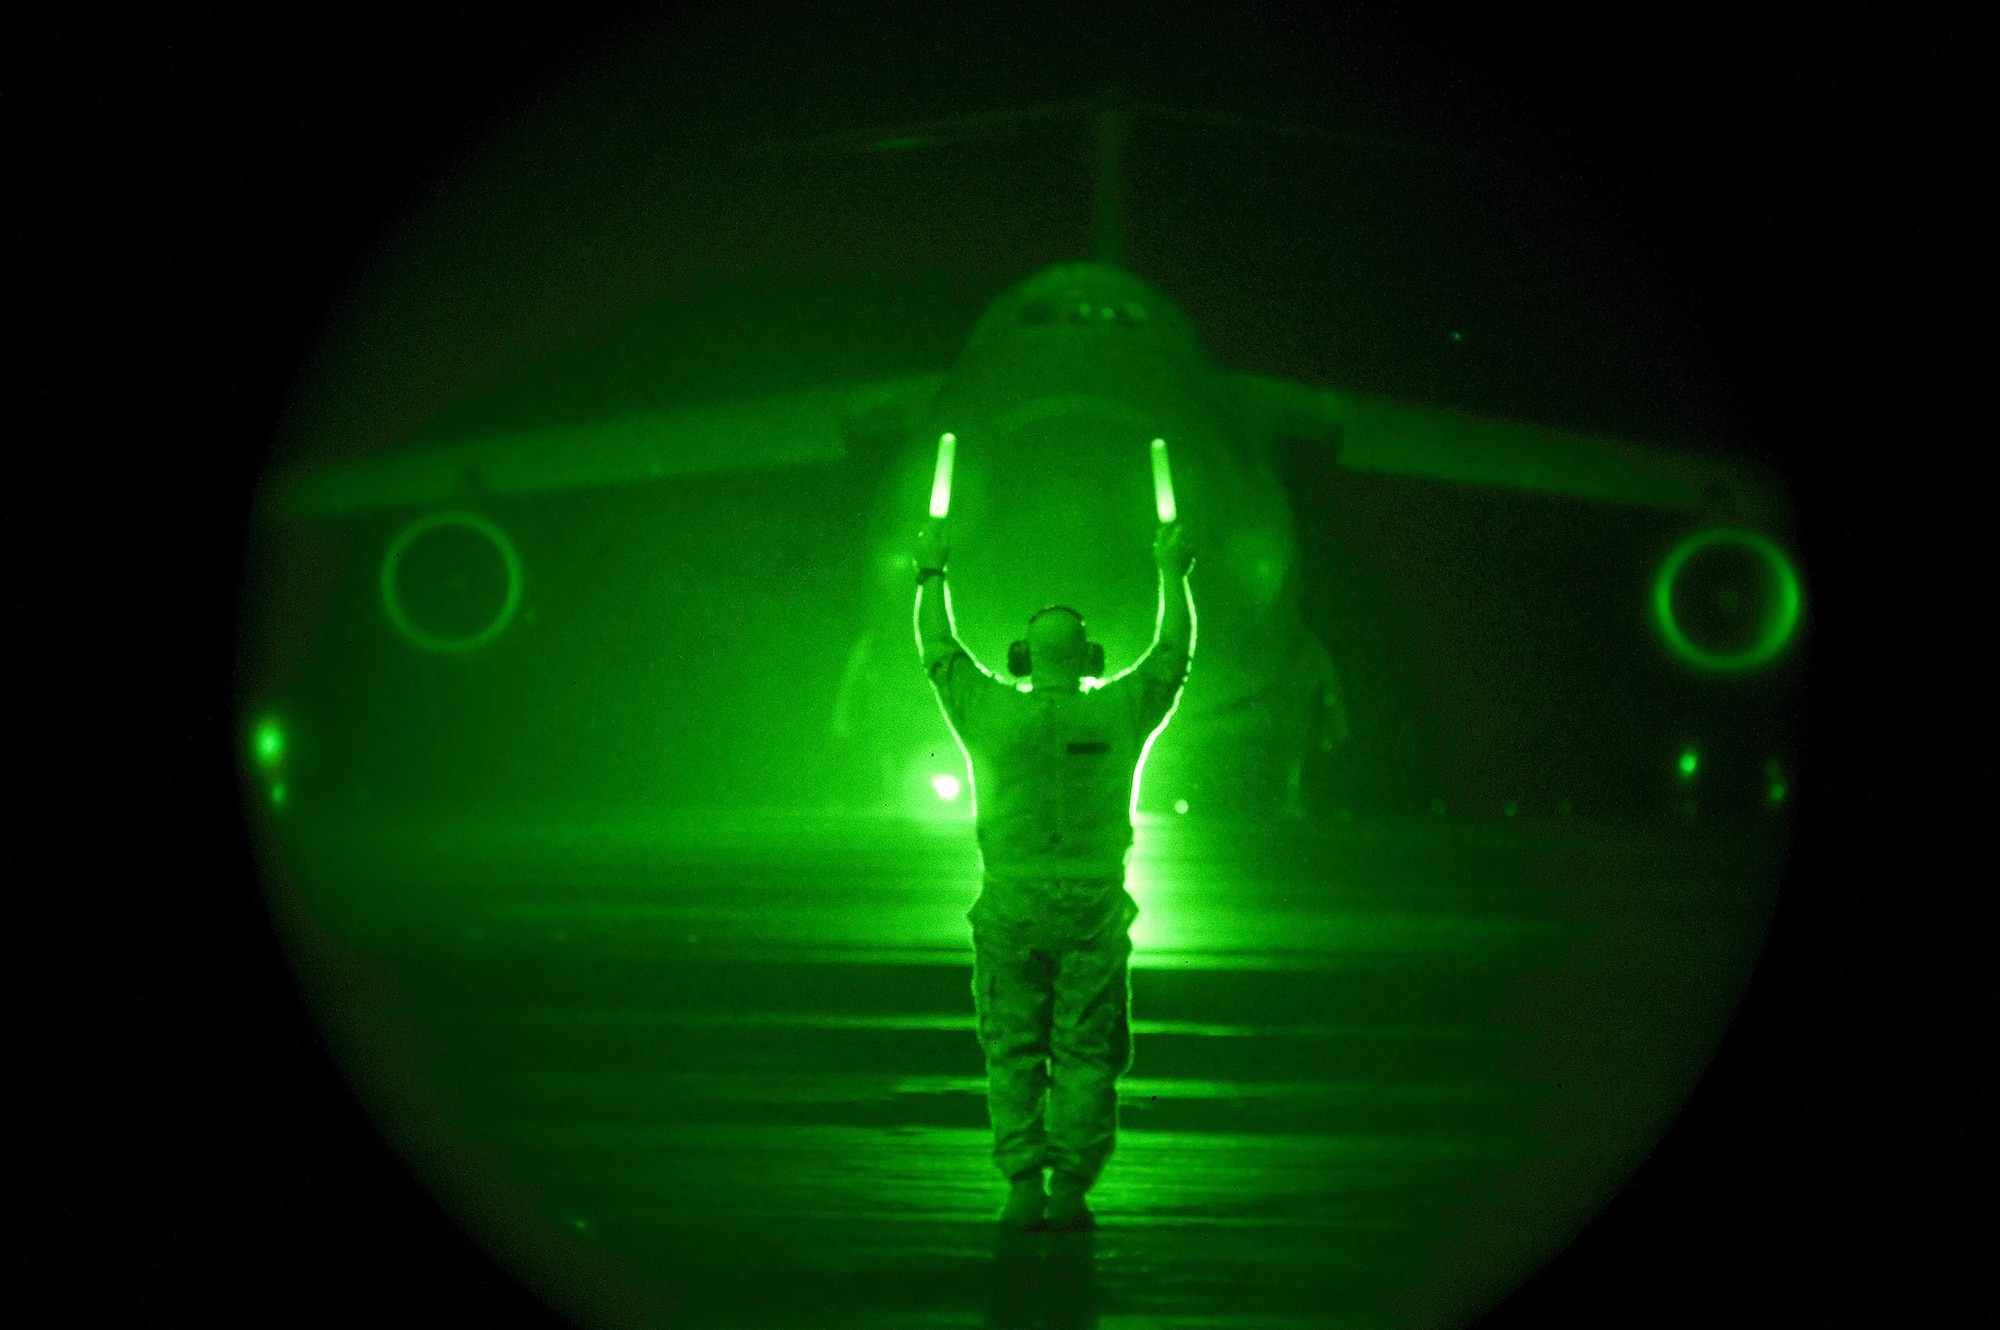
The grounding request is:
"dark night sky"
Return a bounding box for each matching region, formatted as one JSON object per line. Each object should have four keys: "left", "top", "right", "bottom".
{"left": 14, "top": 3, "right": 1970, "bottom": 1326}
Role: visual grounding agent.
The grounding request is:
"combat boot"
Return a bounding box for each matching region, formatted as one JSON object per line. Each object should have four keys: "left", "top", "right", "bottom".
{"left": 1044, "top": 1171, "right": 1094, "bottom": 1231}
{"left": 999, "top": 1170, "right": 1046, "bottom": 1230}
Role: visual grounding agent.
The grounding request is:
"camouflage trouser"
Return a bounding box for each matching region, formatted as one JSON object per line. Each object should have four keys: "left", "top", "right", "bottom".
{"left": 969, "top": 877, "right": 1136, "bottom": 1189}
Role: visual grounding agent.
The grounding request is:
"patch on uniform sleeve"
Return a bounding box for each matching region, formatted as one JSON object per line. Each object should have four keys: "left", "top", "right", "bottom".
{"left": 1066, "top": 741, "right": 1111, "bottom": 755}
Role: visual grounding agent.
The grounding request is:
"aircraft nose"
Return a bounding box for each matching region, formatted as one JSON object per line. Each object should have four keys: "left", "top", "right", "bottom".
{"left": 940, "top": 411, "right": 1162, "bottom": 666}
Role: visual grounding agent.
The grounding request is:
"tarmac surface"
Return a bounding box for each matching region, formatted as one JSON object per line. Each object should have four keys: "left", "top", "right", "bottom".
{"left": 272, "top": 810, "right": 1783, "bottom": 1329}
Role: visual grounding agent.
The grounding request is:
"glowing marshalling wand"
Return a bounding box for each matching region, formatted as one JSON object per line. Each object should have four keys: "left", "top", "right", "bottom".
{"left": 931, "top": 430, "right": 1176, "bottom": 522}
{"left": 928, "top": 432, "right": 958, "bottom": 518}
{"left": 1150, "top": 437, "right": 1177, "bottom": 523}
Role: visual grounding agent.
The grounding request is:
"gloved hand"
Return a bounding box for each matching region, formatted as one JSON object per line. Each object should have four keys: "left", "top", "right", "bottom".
{"left": 1153, "top": 520, "right": 1192, "bottom": 577}
{"left": 915, "top": 517, "right": 950, "bottom": 574}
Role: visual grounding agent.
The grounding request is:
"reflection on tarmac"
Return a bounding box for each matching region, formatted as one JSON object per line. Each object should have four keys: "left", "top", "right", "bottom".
{"left": 987, "top": 1228, "right": 1096, "bottom": 1330}
{"left": 279, "top": 812, "right": 1781, "bottom": 1328}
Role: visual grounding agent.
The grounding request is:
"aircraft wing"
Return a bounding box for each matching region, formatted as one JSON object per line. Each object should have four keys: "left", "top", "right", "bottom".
{"left": 1227, "top": 371, "right": 1786, "bottom": 526}
{"left": 278, "top": 373, "right": 947, "bottom": 518}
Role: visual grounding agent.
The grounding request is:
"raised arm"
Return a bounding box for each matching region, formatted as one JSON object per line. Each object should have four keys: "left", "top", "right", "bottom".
{"left": 913, "top": 517, "right": 962, "bottom": 680}
{"left": 1128, "top": 521, "right": 1195, "bottom": 728}
{"left": 1151, "top": 520, "right": 1195, "bottom": 663}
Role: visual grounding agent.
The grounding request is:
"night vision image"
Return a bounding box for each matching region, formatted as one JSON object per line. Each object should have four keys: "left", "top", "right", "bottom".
{"left": 238, "top": 5, "right": 1803, "bottom": 1327}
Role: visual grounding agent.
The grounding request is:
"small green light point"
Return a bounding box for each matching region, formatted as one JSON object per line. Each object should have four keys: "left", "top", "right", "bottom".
{"left": 1677, "top": 748, "right": 1698, "bottom": 781}
{"left": 270, "top": 782, "right": 287, "bottom": 808}
{"left": 253, "top": 717, "right": 285, "bottom": 769}
{"left": 1450, "top": 330, "right": 1464, "bottom": 342}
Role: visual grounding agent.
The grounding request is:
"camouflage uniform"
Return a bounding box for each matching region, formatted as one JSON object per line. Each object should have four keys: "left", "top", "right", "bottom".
{"left": 970, "top": 876, "right": 1138, "bottom": 1183}
{"left": 928, "top": 642, "right": 1189, "bottom": 1187}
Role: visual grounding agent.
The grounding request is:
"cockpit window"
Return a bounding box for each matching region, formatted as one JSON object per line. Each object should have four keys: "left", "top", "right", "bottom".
{"left": 1019, "top": 298, "right": 1151, "bottom": 329}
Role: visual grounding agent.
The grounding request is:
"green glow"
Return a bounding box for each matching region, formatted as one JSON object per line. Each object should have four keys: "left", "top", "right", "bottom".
{"left": 241, "top": 32, "right": 1805, "bottom": 1324}
{"left": 379, "top": 510, "right": 524, "bottom": 653}
{"left": 927, "top": 432, "right": 956, "bottom": 518}
{"left": 1651, "top": 527, "right": 1802, "bottom": 673}
{"left": 1150, "top": 436, "right": 1177, "bottom": 522}
{"left": 252, "top": 718, "right": 287, "bottom": 810}
{"left": 252, "top": 717, "right": 285, "bottom": 769}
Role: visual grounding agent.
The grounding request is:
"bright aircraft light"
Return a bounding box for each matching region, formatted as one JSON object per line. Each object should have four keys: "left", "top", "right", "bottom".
{"left": 928, "top": 432, "right": 957, "bottom": 519}
{"left": 1150, "top": 437, "right": 1176, "bottom": 523}
{"left": 1677, "top": 747, "right": 1699, "bottom": 781}
{"left": 930, "top": 773, "right": 962, "bottom": 801}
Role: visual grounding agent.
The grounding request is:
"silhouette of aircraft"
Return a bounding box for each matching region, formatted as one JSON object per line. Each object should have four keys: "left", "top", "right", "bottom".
{"left": 275, "top": 96, "right": 1797, "bottom": 818}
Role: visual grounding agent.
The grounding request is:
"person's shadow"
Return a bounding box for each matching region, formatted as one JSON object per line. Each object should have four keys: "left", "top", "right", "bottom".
{"left": 984, "top": 1226, "right": 1098, "bottom": 1329}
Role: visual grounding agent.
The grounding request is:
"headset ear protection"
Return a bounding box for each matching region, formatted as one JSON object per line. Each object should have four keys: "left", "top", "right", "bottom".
{"left": 1008, "top": 606, "right": 1106, "bottom": 678}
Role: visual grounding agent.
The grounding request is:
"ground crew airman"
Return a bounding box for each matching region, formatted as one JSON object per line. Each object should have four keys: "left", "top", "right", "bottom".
{"left": 914, "top": 517, "right": 1194, "bottom": 1231}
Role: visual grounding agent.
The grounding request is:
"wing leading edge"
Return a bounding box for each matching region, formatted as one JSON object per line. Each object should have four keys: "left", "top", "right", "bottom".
{"left": 277, "top": 365, "right": 1779, "bottom": 526}
{"left": 278, "top": 373, "right": 947, "bottom": 518}
{"left": 1228, "top": 371, "right": 1785, "bottom": 526}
